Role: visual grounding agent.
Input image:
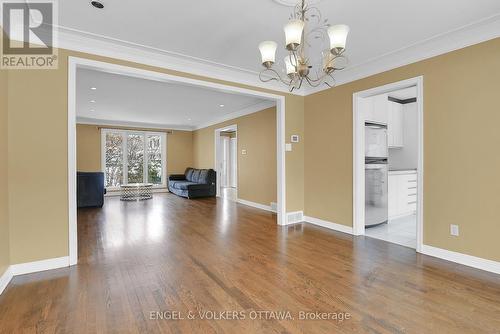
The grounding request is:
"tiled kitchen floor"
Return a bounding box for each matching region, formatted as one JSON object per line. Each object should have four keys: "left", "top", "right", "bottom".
{"left": 365, "top": 214, "right": 416, "bottom": 248}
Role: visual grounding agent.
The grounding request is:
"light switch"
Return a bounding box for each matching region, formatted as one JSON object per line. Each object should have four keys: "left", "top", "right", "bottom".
{"left": 241, "top": 149, "right": 247, "bottom": 155}
{"left": 285, "top": 143, "right": 292, "bottom": 151}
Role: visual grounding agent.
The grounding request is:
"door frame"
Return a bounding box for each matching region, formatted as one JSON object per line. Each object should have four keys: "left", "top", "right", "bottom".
{"left": 352, "top": 76, "right": 424, "bottom": 252}
{"left": 214, "top": 124, "right": 238, "bottom": 197}
{"left": 68, "top": 56, "right": 287, "bottom": 266}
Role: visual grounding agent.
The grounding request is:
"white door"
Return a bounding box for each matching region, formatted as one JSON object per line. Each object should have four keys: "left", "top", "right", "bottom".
{"left": 230, "top": 138, "right": 237, "bottom": 188}
{"left": 221, "top": 136, "right": 230, "bottom": 187}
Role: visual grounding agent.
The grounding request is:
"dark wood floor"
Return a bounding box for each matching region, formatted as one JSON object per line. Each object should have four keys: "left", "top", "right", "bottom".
{"left": 1, "top": 193, "right": 500, "bottom": 333}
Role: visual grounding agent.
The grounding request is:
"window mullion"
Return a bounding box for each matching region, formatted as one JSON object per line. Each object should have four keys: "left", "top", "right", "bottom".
{"left": 143, "top": 133, "right": 148, "bottom": 184}
{"left": 162, "top": 133, "right": 167, "bottom": 187}
{"left": 123, "top": 132, "right": 128, "bottom": 185}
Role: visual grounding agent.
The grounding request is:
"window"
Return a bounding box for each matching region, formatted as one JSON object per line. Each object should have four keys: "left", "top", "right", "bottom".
{"left": 101, "top": 129, "right": 166, "bottom": 188}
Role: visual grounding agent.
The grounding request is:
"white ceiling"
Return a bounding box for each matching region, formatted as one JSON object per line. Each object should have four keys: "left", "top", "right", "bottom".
{"left": 60, "top": 0, "right": 500, "bottom": 76}
{"left": 76, "top": 68, "right": 272, "bottom": 129}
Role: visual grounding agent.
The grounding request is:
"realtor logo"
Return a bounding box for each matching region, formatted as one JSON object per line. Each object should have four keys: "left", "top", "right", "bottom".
{"left": 1, "top": 0, "right": 58, "bottom": 69}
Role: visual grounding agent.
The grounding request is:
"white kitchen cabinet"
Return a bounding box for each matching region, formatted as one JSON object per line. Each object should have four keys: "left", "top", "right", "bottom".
{"left": 388, "top": 171, "right": 417, "bottom": 219}
{"left": 363, "top": 93, "right": 389, "bottom": 124}
{"left": 360, "top": 97, "right": 374, "bottom": 122}
{"left": 387, "top": 101, "right": 404, "bottom": 148}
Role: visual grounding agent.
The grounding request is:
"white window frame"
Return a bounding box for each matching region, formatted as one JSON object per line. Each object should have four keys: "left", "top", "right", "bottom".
{"left": 101, "top": 128, "right": 167, "bottom": 190}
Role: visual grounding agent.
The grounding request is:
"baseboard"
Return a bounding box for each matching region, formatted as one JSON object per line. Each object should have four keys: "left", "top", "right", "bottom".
{"left": 421, "top": 245, "right": 500, "bottom": 275}
{"left": 236, "top": 198, "right": 275, "bottom": 213}
{"left": 303, "top": 215, "right": 354, "bottom": 235}
{"left": 10, "top": 256, "right": 70, "bottom": 276}
{"left": 0, "top": 256, "right": 70, "bottom": 296}
{"left": 0, "top": 266, "right": 13, "bottom": 296}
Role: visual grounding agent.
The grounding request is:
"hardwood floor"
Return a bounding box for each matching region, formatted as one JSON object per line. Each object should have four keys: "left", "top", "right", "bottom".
{"left": 1, "top": 193, "right": 500, "bottom": 333}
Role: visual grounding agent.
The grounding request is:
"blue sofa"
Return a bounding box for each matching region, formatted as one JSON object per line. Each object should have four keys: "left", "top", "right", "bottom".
{"left": 168, "top": 168, "right": 216, "bottom": 198}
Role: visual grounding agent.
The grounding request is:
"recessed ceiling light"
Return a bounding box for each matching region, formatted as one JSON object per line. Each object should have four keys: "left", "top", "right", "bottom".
{"left": 90, "top": 1, "right": 104, "bottom": 9}
{"left": 90, "top": 100, "right": 96, "bottom": 103}
{"left": 90, "top": 87, "right": 97, "bottom": 90}
{"left": 90, "top": 109, "right": 95, "bottom": 112}
{"left": 219, "top": 104, "right": 225, "bottom": 107}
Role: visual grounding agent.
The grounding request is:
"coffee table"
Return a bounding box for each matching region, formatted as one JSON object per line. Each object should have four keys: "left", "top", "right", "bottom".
{"left": 120, "top": 183, "right": 153, "bottom": 201}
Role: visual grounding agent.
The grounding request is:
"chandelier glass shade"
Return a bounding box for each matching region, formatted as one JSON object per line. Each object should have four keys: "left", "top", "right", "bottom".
{"left": 258, "top": 0, "right": 350, "bottom": 91}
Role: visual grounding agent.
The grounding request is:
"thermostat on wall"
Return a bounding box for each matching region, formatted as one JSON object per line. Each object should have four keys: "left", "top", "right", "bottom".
{"left": 291, "top": 135, "right": 300, "bottom": 143}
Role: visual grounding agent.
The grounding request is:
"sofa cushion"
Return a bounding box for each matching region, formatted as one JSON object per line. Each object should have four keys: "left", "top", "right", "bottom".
{"left": 198, "top": 169, "right": 209, "bottom": 184}
{"left": 191, "top": 169, "right": 201, "bottom": 183}
{"left": 185, "top": 168, "right": 194, "bottom": 181}
{"left": 172, "top": 181, "right": 198, "bottom": 190}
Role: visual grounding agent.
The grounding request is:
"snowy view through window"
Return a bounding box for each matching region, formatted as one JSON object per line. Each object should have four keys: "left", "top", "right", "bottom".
{"left": 104, "top": 130, "right": 165, "bottom": 187}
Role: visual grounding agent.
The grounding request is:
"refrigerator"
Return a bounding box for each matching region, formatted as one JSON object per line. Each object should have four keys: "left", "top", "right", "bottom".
{"left": 365, "top": 123, "right": 388, "bottom": 227}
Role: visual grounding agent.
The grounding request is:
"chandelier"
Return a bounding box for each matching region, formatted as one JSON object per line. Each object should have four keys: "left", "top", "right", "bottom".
{"left": 258, "top": 0, "right": 350, "bottom": 92}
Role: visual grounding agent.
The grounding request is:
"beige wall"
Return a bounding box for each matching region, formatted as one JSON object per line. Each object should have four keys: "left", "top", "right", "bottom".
{"left": 8, "top": 57, "right": 69, "bottom": 264}
{"left": 6, "top": 48, "right": 304, "bottom": 264}
{"left": 76, "top": 124, "right": 100, "bottom": 172}
{"left": 305, "top": 38, "right": 500, "bottom": 262}
{"left": 166, "top": 130, "right": 194, "bottom": 175}
{"left": 193, "top": 107, "right": 277, "bottom": 206}
{"left": 0, "top": 68, "right": 9, "bottom": 276}
{"left": 76, "top": 124, "right": 193, "bottom": 176}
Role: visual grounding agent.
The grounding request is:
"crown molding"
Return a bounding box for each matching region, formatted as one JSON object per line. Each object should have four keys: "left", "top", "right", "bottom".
{"left": 303, "top": 13, "right": 500, "bottom": 96}
{"left": 54, "top": 26, "right": 306, "bottom": 96}
{"left": 76, "top": 117, "right": 195, "bottom": 131}
{"left": 193, "top": 100, "right": 276, "bottom": 130}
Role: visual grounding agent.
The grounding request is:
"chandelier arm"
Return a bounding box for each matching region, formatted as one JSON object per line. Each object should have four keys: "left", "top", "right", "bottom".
{"left": 304, "top": 75, "right": 324, "bottom": 88}
{"left": 324, "top": 71, "right": 337, "bottom": 88}
{"left": 259, "top": 70, "right": 278, "bottom": 83}
{"left": 259, "top": 68, "right": 292, "bottom": 86}
{"left": 325, "top": 54, "right": 348, "bottom": 71}
{"left": 297, "top": 77, "right": 304, "bottom": 90}
{"left": 291, "top": 50, "right": 299, "bottom": 68}
{"left": 306, "top": 73, "right": 324, "bottom": 83}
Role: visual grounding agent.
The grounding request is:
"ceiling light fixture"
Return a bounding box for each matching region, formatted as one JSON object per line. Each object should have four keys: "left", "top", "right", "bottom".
{"left": 90, "top": 1, "right": 104, "bottom": 9}
{"left": 219, "top": 104, "right": 225, "bottom": 107}
{"left": 258, "top": 0, "right": 349, "bottom": 91}
{"left": 90, "top": 100, "right": 95, "bottom": 103}
{"left": 90, "top": 87, "right": 97, "bottom": 90}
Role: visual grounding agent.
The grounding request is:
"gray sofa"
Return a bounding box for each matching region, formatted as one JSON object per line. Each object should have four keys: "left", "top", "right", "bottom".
{"left": 168, "top": 168, "right": 216, "bottom": 198}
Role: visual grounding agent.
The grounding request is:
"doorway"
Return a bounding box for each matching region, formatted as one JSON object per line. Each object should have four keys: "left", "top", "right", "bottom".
{"left": 352, "top": 77, "right": 424, "bottom": 252}
{"left": 68, "top": 57, "right": 287, "bottom": 266}
{"left": 215, "top": 124, "right": 237, "bottom": 201}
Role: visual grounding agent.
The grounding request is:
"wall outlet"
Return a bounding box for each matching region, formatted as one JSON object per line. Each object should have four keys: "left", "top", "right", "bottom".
{"left": 450, "top": 224, "right": 459, "bottom": 236}
{"left": 241, "top": 149, "right": 247, "bottom": 155}
{"left": 285, "top": 143, "right": 292, "bottom": 151}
